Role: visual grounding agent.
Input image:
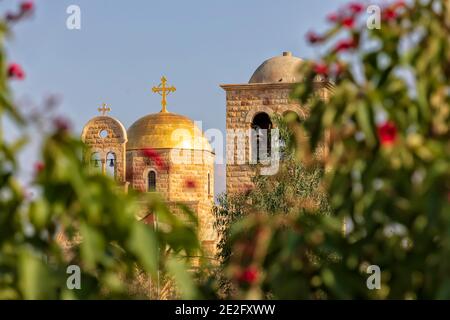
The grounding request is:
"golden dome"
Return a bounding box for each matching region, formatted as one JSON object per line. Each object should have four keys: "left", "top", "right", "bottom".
{"left": 127, "top": 112, "right": 212, "bottom": 152}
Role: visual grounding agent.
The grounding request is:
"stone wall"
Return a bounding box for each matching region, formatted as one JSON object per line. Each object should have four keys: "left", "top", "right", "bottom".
{"left": 222, "top": 82, "right": 330, "bottom": 194}
{"left": 127, "top": 148, "right": 217, "bottom": 259}
{"left": 222, "top": 83, "right": 307, "bottom": 194}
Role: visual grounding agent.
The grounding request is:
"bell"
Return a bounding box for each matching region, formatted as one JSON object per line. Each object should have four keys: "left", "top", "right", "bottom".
{"left": 109, "top": 159, "right": 115, "bottom": 167}
{"left": 94, "top": 159, "right": 100, "bottom": 167}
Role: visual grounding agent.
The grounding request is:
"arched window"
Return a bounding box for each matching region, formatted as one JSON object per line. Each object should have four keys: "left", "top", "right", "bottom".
{"left": 251, "top": 112, "right": 273, "bottom": 163}
{"left": 207, "top": 172, "right": 211, "bottom": 196}
{"left": 106, "top": 152, "right": 116, "bottom": 178}
{"left": 148, "top": 170, "right": 156, "bottom": 192}
{"left": 90, "top": 152, "right": 102, "bottom": 170}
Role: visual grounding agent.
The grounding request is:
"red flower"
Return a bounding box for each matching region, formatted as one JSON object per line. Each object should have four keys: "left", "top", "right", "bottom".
{"left": 382, "top": 0, "right": 406, "bottom": 21}
{"left": 7, "top": 63, "right": 25, "bottom": 80}
{"left": 142, "top": 148, "right": 158, "bottom": 159}
{"left": 348, "top": 2, "right": 364, "bottom": 14}
{"left": 5, "top": 1, "right": 34, "bottom": 22}
{"left": 53, "top": 117, "right": 71, "bottom": 132}
{"left": 237, "top": 266, "right": 259, "bottom": 284}
{"left": 327, "top": 12, "right": 340, "bottom": 23}
{"left": 334, "top": 38, "right": 357, "bottom": 53}
{"left": 34, "top": 161, "right": 45, "bottom": 173}
{"left": 306, "top": 31, "right": 323, "bottom": 44}
{"left": 20, "top": 1, "right": 34, "bottom": 13}
{"left": 341, "top": 16, "right": 355, "bottom": 28}
{"left": 313, "top": 62, "right": 328, "bottom": 75}
{"left": 377, "top": 121, "right": 397, "bottom": 145}
{"left": 142, "top": 148, "right": 166, "bottom": 170}
{"left": 185, "top": 178, "right": 197, "bottom": 189}
{"left": 382, "top": 8, "right": 397, "bottom": 21}
{"left": 392, "top": 0, "right": 406, "bottom": 9}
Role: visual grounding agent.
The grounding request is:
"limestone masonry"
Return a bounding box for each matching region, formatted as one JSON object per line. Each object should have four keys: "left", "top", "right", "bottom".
{"left": 81, "top": 51, "right": 330, "bottom": 259}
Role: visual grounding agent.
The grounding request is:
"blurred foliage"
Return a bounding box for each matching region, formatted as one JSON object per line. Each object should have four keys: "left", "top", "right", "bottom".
{"left": 0, "top": 6, "right": 207, "bottom": 299}
{"left": 223, "top": 0, "right": 450, "bottom": 299}
{"left": 2, "top": 0, "right": 449, "bottom": 301}
{"left": 213, "top": 117, "right": 330, "bottom": 297}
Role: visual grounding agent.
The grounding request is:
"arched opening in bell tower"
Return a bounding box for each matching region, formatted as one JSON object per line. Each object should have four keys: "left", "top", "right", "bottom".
{"left": 251, "top": 112, "right": 273, "bottom": 163}
{"left": 90, "top": 152, "right": 102, "bottom": 171}
{"left": 106, "top": 152, "right": 116, "bottom": 178}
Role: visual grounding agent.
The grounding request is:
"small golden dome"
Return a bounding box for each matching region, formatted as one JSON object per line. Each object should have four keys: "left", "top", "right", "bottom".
{"left": 127, "top": 112, "right": 212, "bottom": 152}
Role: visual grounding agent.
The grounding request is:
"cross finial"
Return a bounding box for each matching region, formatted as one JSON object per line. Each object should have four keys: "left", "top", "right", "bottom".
{"left": 98, "top": 103, "right": 111, "bottom": 116}
{"left": 152, "top": 76, "right": 176, "bottom": 113}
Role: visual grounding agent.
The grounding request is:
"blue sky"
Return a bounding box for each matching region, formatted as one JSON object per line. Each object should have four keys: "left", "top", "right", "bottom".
{"left": 3, "top": 0, "right": 351, "bottom": 194}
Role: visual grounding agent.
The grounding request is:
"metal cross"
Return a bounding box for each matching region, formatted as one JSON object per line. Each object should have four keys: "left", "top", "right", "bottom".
{"left": 152, "top": 76, "right": 176, "bottom": 113}
{"left": 98, "top": 103, "right": 111, "bottom": 116}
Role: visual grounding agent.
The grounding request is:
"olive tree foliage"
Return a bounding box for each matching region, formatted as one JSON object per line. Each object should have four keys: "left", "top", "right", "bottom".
{"left": 213, "top": 116, "right": 330, "bottom": 297}
{"left": 0, "top": 8, "right": 205, "bottom": 300}
{"left": 222, "top": 0, "right": 450, "bottom": 299}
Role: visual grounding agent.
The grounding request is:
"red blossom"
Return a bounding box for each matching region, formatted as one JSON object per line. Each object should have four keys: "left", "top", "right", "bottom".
{"left": 34, "top": 161, "right": 45, "bottom": 173}
{"left": 348, "top": 2, "right": 365, "bottom": 14}
{"left": 7, "top": 63, "right": 25, "bottom": 80}
{"left": 53, "top": 117, "right": 71, "bottom": 132}
{"left": 377, "top": 121, "right": 397, "bottom": 145}
{"left": 334, "top": 38, "right": 357, "bottom": 53}
{"left": 306, "top": 31, "right": 323, "bottom": 44}
{"left": 237, "top": 266, "right": 259, "bottom": 284}
{"left": 20, "top": 1, "right": 34, "bottom": 13}
{"left": 142, "top": 148, "right": 159, "bottom": 159}
{"left": 382, "top": 0, "right": 406, "bottom": 21}
{"left": 5, "top": 1, "right": 34, "bottom": 22}
{"left": 382, "top": 8, "right": 398, "bottom": 21}
{"left": 327, "top": 12, "right": 340, "bottom": 23}
{"left": 313, "top": 62, "right": 328, "bottom": 75}
{"left": 392, "top": 0, "right": 406, "bottom": 9}
{"left": 341, "top": 16, "right": 355, "bottom": 29}
{"left": 328, "top": 2, "right": 364, "bottom": 24}
{"left": 184, "top": 178, "right": 197, "bottom": 189}
{"left": 142, "top": 148, "right": 166, "bottom": 170}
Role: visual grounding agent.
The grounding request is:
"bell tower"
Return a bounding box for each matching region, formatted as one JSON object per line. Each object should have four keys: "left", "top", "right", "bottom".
{"left": 221, "top": 51, "right": 329, "bottom": 194}
{"left": 81, "top": 103, "right": 128, "bottom": 185}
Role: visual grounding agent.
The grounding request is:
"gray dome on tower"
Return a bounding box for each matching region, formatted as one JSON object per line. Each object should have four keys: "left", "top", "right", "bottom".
{"left": 249, "top": 51, "right": 303, "bottom": 84}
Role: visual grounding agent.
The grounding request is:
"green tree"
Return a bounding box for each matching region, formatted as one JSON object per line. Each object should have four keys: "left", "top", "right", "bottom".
{"left": 223, "top": 0, "right": 450, "bottom": 299}
{"left": 0, "top": 2, "right": 206, "bottom": 300}
{"left": 213, "top": 116, "right": 330, "bottom": 297}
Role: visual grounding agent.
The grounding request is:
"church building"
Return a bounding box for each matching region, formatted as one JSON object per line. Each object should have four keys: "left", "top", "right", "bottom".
{"left": 81, "top": 77, "right": 216, "bottom": 256}
{"left": 80, "top": 51, "right": 329, "bottom": 258}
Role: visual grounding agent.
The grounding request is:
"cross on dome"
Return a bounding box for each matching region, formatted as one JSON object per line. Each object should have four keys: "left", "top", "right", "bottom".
{"left": 98, "top": 103, "right": 111, "bottom": 116}
{"left": 152, "top": 76, "right": 176, "bottom": 113}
